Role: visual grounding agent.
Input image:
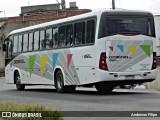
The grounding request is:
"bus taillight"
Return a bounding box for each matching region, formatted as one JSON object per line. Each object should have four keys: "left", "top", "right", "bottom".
{"left": 99, "top": 52, "right": 108, "bottom": 71}
{"left": 152, "top": 52, "right": 157, "bottom": 70}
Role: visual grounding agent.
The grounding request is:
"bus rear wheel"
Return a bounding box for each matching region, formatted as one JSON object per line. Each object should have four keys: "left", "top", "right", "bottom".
{"left": 15, "top": 72, "right": 25, "bottom": 91}
{"left": 95, "top": 82, "right": 114, "bottom": 94}
{"left": 55, "top": 70, "right": 76, "bottom": 93}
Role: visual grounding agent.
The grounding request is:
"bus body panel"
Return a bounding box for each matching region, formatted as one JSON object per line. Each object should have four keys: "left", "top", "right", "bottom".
{"left": 70, "top": 45, "right": 97, "bottom": 85}
{"left": 96, "top": 34, "right": 157, "bottom": 83}
{"left": 5, "top": 66, "right": 29, "bottom": 84}
{"left": 6, "top": 40, "right": 156, "bottom": 86}
{"left": 5, "top": 55, "right": 53, "bottom": 85}
{"left": 5, "top": 65, "right": 14, "bottom": 84}
{"left": 105, "top": 35, "right": 154, "bottom": 72}
{"left": 5, "top": 45, "right": 97, "bottom": 85}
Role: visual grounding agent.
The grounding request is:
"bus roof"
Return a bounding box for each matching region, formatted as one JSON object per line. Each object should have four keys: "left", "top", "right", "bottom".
{"left": 8, "top": 9, "right": 152, "bottom": 36}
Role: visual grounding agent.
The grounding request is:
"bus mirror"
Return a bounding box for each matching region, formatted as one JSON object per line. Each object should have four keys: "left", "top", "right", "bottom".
{"left": 2, "top": 44, "right": 6, "bottom": 51}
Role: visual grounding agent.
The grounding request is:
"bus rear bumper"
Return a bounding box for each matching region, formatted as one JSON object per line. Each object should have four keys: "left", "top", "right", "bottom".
{"left": 97, "top": 69, "right": 157, "bottom": 83}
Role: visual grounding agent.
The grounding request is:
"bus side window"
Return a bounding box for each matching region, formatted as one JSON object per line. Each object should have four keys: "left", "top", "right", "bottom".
{"left": 86, "top": 20, "right": 95, "bottom": 44}
{"left": 66, "top": 24, "right": 73, "bottom": 46}
{"left": 40, "top": 30, "right": 45, "bottom": 49}
{"left": 23, "top": 33, "right": 28, "bottom": 52}
{"left": 13, "top": 35, "right": 18, "bottom": 53}
{"left": 147, "top": 20, "right": 151, "bottom": 36}
{"left": 59, "top": 26, "right": 66, "bottom": 47}
{"left": 34, "top": 31, "right": 40, "bottom": 50}
{"left": 8, "top": 36, "right": 13, "bottom": 57}
{"left": 53, "top": 28, "right": 58, "bottom": 48}
{"left": 74, "top": 22, "right": 85, "bottom": 45}
{"left": 46, "top": 28, "right": 53, "bottom": 49}
{"left": 29, "top": 33, "right": 33, "bottom": 51}
{"left": 18, "top": 35, "right": 23, "bottom": 53}
{"left": 7, "top": 41, "right": 12, "bottom": 58}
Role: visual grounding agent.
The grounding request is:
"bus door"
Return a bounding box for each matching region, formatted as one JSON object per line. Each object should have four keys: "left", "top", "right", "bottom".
{"left": 5, "top": 40, "right": 12, "bottom": 66}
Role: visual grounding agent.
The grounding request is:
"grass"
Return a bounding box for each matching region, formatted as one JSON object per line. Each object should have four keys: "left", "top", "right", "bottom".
{"left": 0, "top": 102, "right": 64, "bottom": 120}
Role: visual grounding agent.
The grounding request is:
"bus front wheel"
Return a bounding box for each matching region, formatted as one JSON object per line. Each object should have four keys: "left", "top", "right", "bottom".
{"left": 95, "top": 82, "right": 114, "bottom": 94}
{"left": 15, "top": 72, "right": 25, "bottom": 91}
{"left": 55, "top": 70, "right": 76, "bottom": 93}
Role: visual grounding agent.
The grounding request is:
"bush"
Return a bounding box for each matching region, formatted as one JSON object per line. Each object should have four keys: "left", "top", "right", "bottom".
{"left": 0, "top": 102, "right": 64, "bottom": 120}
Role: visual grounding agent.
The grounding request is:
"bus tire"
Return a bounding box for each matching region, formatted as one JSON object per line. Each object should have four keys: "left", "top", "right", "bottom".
{"left": 95, "top": 82, "right": 114, "bottom": 94}
{"left": 55, "top": 70, "right": 76, "bottom": 93}
{"left": 15, "top": 72, "right": 25, "bottom": 91}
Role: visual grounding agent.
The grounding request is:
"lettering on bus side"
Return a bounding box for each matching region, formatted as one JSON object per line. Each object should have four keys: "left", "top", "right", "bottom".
{"left": 109, "top": 56, "right": 130, "bottom": 59}
{"left": 83, "top": 54, "right": 93, "bottom": 59}
{"left": 108, "top": 56, "right": 131, "bottom": 61}
{"left": 14, "top": 59, "right": 25, "bottom": 64}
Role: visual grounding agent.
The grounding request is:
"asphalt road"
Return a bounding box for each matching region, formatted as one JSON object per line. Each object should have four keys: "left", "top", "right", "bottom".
{"left": 0, "top": 77, "right": 160, "bottom": 120}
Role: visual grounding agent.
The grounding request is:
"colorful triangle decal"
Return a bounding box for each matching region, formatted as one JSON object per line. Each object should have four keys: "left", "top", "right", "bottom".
{"left": 40, "top": 56, "right": 48, "bottom": 76}
{"left": 29, "top": 55, "right": 36, "bottom": 77}
{"left": 117, "top": 45, "right": 124, "bottom": 52}
{"left": 109, "top": 46, "right": 114, "bottom": 51}
{"left": 67, "top": 54, "right": 73, "bottom": 67}
{"left": 140, "top": 45, "right": 151, "bottom": 57}
{"left": 52, "top": 53, "right": 59, "bottom": 70}
{"left": 128, "top": 46, "right": 137, "bottom": 56}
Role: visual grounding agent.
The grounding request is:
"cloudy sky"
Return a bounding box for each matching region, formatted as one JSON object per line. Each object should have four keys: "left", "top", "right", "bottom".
{"left": 0, "top": 0, "right": 160, "bottom": 17}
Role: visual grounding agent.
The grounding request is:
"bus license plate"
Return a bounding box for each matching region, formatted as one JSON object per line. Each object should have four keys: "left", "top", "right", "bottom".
{"left": 125, "top": 75, "right": 135, "bottom": 80}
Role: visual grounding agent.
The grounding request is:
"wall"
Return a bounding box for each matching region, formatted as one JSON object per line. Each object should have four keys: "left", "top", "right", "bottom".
{"left": 21, "top": 4, "right": 60, "bottom": 15}
{"left": 145, "top": 66, "right": 160, "bottom": 90}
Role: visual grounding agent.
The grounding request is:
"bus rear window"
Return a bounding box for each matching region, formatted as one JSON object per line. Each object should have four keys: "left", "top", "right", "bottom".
{"left": 99, "top": 16, "right": 155, "bottom": 38}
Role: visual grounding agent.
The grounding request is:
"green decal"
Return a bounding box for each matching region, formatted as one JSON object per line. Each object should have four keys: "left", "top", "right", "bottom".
{"left": 140, "top": 45, "right": 151, "bottom": 57}
{"left": 40, "top": 56, "right": 48, "bottom": 76}
{"left": 29, "top": 55, "right": 36, "bottom": 77}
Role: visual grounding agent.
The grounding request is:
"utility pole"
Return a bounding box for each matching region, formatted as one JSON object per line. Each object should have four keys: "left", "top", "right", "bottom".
{"left": 56, "top": 0, "right": 66, "bottom": 9}
{"left": 56, "top": 0, "right": 67, "bottom": 17}
{"left": 112, "top": 0, "right": 115, "bottom": 9}
{"left": 28, "top": 1, "right": 30, "bottom": 6}
{"left": 61, "top": 0, "right": 66, "bottom": 9}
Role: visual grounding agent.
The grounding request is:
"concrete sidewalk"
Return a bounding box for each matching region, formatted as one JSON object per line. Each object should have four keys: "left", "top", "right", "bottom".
{"left": 145, "top": 66, "right": 160, "bottom": 90}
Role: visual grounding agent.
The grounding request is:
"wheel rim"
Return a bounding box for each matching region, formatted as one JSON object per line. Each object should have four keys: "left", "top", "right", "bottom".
{"left": 57, "top": 74, "right": 63, "bottom": 89}
{"left": 124, "top": 85, "right": 131, "bottom": 89}
{"left": 16, "top": 75, "right": 21, "bottom": 85}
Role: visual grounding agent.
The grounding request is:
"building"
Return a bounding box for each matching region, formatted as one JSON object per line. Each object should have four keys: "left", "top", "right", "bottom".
{"left": 0, "top": 3, "right": 91, "bottom": 72}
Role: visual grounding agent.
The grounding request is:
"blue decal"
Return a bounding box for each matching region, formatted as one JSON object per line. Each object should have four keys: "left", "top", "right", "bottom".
{"left": 52, "top": 53, "right": 59, "bottom": 70}
{"left": 117, "top": 45, "right": 124, "bottom": 52}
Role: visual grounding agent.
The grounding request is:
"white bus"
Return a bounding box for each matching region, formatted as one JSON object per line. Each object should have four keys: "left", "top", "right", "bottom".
{"left": 3, "top": 10, "right": 157, "bottom": 94}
